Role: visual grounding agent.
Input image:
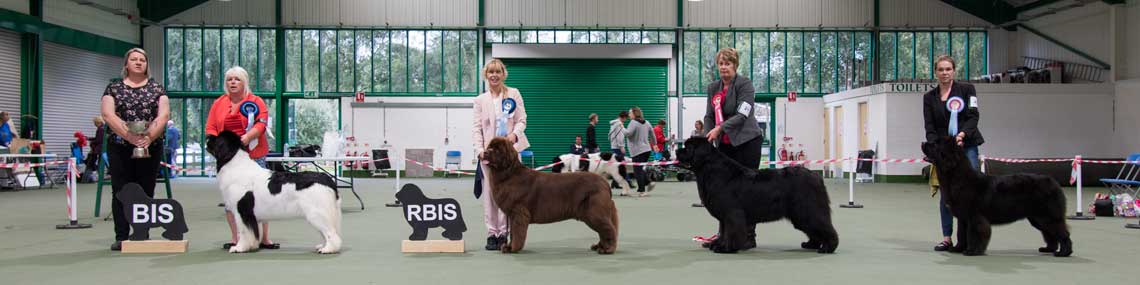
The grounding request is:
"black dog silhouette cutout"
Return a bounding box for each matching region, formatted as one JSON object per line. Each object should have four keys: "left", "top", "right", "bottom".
{"left": 396, "top": 184, "right": 466, "bottom": 241}
{"left": 115, "top": 183, "right": 189, "bottom": 241}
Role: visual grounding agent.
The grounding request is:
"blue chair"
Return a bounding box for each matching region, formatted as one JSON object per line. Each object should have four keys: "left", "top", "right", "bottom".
{"left": 1099, "top": 153, "right": 1140, "bottom": 197}
{"left": 520, "top": 150, "right": 535, "bottom": 169}
{"left": 444, "top": 151, "right": 462, "bottom": 178}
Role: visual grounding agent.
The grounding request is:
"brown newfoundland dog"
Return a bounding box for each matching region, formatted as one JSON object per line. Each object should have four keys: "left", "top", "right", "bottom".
{"left": 481, "top": 137, "right": 619, "bottom": 254}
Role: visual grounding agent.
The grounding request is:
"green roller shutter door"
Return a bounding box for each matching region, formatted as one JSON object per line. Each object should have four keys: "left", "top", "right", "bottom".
{"left": 501, "top": 59, "right": 667, "bottom": 166}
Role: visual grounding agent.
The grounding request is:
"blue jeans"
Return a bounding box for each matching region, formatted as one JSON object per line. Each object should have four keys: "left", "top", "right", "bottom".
{"left": 255, "top": 158, "right": 268, "bottom": 169}
{"left": 939, "top": 145, "right": 980, "bottom": 238}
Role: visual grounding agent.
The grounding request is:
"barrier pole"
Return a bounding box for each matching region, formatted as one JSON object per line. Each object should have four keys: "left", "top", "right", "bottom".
{"left": 385, "top": 150, "right": 403, "bottom": 207}
{"left": 57, "top": 158, "right": 92, "bottom": 229}
{"left": 1069, "top": 155, "right": 1093, "bottom": 220}
{"left": 840, "top": 159, "right": 863, "bottom": 208}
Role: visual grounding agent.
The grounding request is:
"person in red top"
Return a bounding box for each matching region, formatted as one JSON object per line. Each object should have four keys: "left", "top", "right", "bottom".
{"left": 206, "top": 66, "right": 277, "bottom": 250}
{"left": 652, "top": 119, "right": 671, "bottom": 160}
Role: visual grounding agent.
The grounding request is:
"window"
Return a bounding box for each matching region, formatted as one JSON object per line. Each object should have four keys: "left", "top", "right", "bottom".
{"left": 878, "top": 32, "right": 896, "bottom": 82}
{"left": 289, "top": 99, "right": 340, "bottom": 146}
{"left": 682, "top": 30, "right": 876, "bottom": 95}
{"left": 165, "top": 28, "right": 277, "bottom": 92}
{"left": 882, "top": 30, "right": 987, "bottom": 81}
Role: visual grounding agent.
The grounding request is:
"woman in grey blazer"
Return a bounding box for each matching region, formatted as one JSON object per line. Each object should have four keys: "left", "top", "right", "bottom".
{"left": 704, "top": 47, "right": 764, "bottom": 168}
{"left": 698, "top": 48, "right": 764, "bottom": 248}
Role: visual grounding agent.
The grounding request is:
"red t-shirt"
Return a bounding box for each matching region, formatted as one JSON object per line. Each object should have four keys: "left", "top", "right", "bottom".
{"left": 653, "top": 125, "right": 666, "bottom": 151}
{"left": 205, "top": 93, "right": 270, "bottom": 159}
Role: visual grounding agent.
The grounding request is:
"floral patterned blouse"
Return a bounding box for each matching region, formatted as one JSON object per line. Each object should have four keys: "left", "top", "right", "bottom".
{"left": 102, "top": 79, "right": 166, "bottom": 146}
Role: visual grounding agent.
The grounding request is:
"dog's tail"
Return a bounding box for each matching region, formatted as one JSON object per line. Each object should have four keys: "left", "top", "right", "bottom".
{"left": 237, "top": 191, "right": 260, "bottom": 239}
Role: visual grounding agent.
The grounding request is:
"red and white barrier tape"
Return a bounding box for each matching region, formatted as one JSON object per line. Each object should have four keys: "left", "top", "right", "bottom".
{"left": 768, "top": 158, "right": 848, "bottom": 165}
{"left": 532, "top": 161, "right": 563, "bottom": 171}
{"left": 577, "top": 157, "right": 680, "bottom": 166}
{"left": 0, "top": 160, "right": 69, "bottom": 169}
{"left": 692, "top": 234, "right": 718, "bottom": 243}
{"left": 404, "top": 158, "right": 477, "bottom": 176}
{"left": 982, "top": 156, "right": 1140, "bottom": 185}
{"left": 159, "top": 157, "right": 387, "bottom": 174}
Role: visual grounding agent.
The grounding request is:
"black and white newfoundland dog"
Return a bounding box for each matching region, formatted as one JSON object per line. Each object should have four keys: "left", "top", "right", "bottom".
{"left": 207, "top": 131, "right": 343, "bottom": 254}
{"left": 552, "top": 153, "right": 633, "bottom": 195}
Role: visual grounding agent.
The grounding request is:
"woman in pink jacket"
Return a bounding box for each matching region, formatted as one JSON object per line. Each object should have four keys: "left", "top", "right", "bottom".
{"left": 472, "top": 59, "right": 529, "bottom": 251}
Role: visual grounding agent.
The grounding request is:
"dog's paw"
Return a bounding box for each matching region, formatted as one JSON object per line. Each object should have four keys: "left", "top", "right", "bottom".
{"left": 228, "top": 245, "right": 253, "bottom": 253}
{"left": 1038, "top": 246, "right": 1057, "bottom": 253}
{"left": 1054, "top": 248, "right": 1072, "bottom": 257}
{"left": 709, "top": 243, "right": 739, "bottom": 254}
{"left": 315, "top": 243, "right": 326, "bottom": 251}
{"left": 817, "top": 244, "right": 837, "bottom": 254}
{"left": 317, "top": 246, "right": 340, "bottom": 254}
{"left": 500, "top": 244, "right": 513, "bottom": 254}
{"left": 801, "top": 240, "right": 821, "bottom": 250}
{"left": 595, "top": 245, "right": 615, "bottom": 255}
{"left": 948, "top": 245, "right": 966, "bottom": 253}
{"left": 962, "top": 250, "right": 985, "bottom": 256}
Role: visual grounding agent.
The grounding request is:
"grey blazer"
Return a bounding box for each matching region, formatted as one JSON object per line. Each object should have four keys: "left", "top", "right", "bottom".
{"left": 703, "top": 76, "right": 763, "bottom": 147}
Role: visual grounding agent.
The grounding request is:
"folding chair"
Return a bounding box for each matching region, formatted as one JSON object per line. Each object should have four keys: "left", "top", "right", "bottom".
{"left": 444, "top": 150, "right": 462, "bottom": 178}
{"left": 92, "top": 133, "right": 174, "bottom": 218}
{"left": 1099, "top": 153, "right": 1140, "bottom": 197}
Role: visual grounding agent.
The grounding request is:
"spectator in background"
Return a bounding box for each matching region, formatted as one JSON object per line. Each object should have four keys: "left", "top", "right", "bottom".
{"left": 164, "top": 120, "right": 180, "bottom": 178}
{"left": 85, "top": 116, "right": 106, "bottom": 172}
{"left": 690, "top": 120, "right": 705, "bottom": 138}
{"left": 19, "top": 114, "right": 37, "bottom": 140}
{"left": 624, "top": 107, "right": 657, "bottom": 197}
{"left": 653, "top": 119, "right": 672, "bottom": 161}
{"left": 0, "top": 111, "right": 16, "bottom": 147}
{"left": 570, "top": 135, "right": 586, "bottom": 155}
{"left": 585, "top": 113, "right": 599, "bottom": 153}
{"left": 608, "top": 111, "right": 629, "bottom": 162}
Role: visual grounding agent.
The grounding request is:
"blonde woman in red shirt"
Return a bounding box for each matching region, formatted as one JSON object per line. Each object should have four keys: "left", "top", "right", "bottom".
{"left": 206, "top": 66, "right": 276, "bottom": 250}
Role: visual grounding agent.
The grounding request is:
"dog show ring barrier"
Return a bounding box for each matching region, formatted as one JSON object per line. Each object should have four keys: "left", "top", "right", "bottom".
{"left": 0, "top": 156, "right": 89, "bottom": 229}
{"left": 117, "top": 150, "right": 1140, "bottom": 230}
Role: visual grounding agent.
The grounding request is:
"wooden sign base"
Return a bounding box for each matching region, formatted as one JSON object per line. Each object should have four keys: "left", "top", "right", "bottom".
{"left": 401, "top": 240, "right": 464, "bottom": 253}
{"left": 121, "top": 240, "right": 189, "bottom": 253}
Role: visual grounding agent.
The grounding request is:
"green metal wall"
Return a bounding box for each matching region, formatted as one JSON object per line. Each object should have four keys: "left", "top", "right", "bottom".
{"left": 502, "top": 58, "right": 667, "bottom": 166}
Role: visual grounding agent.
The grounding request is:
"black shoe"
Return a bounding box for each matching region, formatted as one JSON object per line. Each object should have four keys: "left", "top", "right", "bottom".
{"left": 497, "top": 235, "right": 508, "bottom": 248}
{"left": 111, "top": 240, "right": 122, "bottom": 251}
{"left": 485, "top": 235, "right": 500, "bottom": 251}
{"left": 934, "top": 241, "right": 953, "bottom": 252}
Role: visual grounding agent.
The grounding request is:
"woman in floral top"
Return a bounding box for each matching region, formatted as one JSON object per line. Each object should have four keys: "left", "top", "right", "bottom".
{"left": 100, "top": 47, "right": 171, "bottom": 251}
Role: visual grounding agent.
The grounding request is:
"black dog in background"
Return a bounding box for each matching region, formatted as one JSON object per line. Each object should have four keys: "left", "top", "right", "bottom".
{"left": 922, "top": 136, "right": 1072, "bottom": 257}
{"left": 676, "top": 137, "right": 838, "bottom": 254}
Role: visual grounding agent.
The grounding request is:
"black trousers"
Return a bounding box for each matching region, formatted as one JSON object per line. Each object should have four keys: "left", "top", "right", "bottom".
{"left": 715, "top": 136, "right": 764, "bottom": 242}
{"left": 108, "top": 142, "right": 162, "bottom": 241}
{"left": 716, "top": 136, "right": 764, "bottom": 169}
{"left": 632, "top": 152, "right": 651, "bottom": 192}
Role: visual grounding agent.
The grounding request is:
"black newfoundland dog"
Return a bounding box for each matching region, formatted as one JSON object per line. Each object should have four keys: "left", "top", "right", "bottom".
{"left": 922, "top": 136, "right": 1072, "bottom": 257}
{"left": 676, "top": 137, "right": 838, "bottom": 254}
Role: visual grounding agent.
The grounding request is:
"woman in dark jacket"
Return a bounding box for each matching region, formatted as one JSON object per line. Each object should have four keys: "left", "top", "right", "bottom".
{"left": 699, "top": 48, "right": 765, "bottom": 248}
{"left": 923, "top": 55, "right": 984, "bottom": 252}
